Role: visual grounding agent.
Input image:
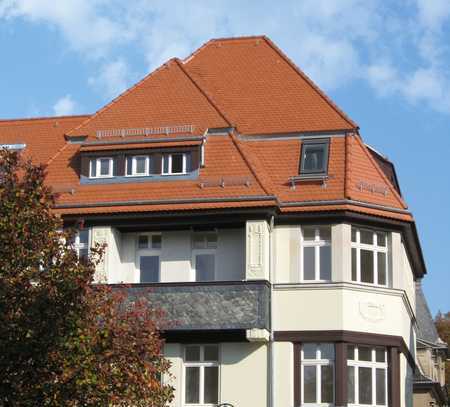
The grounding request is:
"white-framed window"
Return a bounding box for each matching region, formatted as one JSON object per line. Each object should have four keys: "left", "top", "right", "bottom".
{"left": 301, "top": 343, "right": 335, "bottom": 405}
{"left": 162, "top": 152, "right": 187, "bottom": 175}
{"left": 301, "top": 226, "right": 332, "bottom": 282}
{"left": 89, "top": 157, "right": 114, "bottom": 178}
{"left": 73, "top": 229, "right": 90, "bottom": 260}
{"left": 136, "top": 233, "right": 162, "bottom": 283}
{"left": 126, "top": 155, "right": 150, "bottom": 176}
{"left": 191, "top": 232, "right": 217, "bottom": 282}
{"left": 347, "top": 345, "right": 388, "bottom": 406}
{"left": 183, "top": 344, "right": 219, "bottom": 406}
{"left": 351, "top": 228, "right": 388, "bottom": 286}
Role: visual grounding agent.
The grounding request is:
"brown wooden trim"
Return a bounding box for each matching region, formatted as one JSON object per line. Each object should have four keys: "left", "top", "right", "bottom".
{"left": 106, "top": 279, "right": 270, "bottom": 289}
{"left": 388, "top": 347, "right": 401, "bottom": 407}
{"left": 162, "top": 329, "right": 247, "bottom": 343}
{"left": 274, "top": 330, "right": 415, "bottom": 369}
{"left": 293, "top": 343, "right": 301, "bottom": 407}
{"left": 335, "top": 342, "right": 348, "bottom": 406}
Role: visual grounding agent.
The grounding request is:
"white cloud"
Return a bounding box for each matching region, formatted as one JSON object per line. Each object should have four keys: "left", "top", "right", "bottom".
{"left": 53, "top": 94, "right": 77, "bottom": 116}
{"left": 88, "top": 58, "right": 130, "bottom": 99}
{"left": 416, "top": 0, "right": 450, "bottom": 30}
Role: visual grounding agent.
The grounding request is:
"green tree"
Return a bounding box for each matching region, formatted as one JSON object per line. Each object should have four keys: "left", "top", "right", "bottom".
{"left": 435, "top": 311, "right": 450, "bottom": 385}
{"left": 0, "top": 149, "right": 173, "bottom": 406}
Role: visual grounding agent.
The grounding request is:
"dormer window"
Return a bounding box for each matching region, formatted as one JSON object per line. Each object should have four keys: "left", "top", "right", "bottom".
{"left": 126, "top": 155, "right": 150, "bottom": 177}
{"left": 299, "top": 139, "right": 329, "bottom": 176}
{"left": 89, "top": 157, "right": 114, "bottom": 178}
{"left": 162, "top": 153, "right": 187, "bottom": 175}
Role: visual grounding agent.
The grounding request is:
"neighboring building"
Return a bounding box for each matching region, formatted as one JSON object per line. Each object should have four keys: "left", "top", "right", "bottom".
{"left": 413, "top": 283, "right": 448, "bottom": 406}
{"left": 1, "top": 36, "right": 433, "bottom": 406}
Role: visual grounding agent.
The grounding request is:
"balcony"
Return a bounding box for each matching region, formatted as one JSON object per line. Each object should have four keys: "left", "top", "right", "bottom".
{"left": 122, "top": 280, "right": 270, "bottom": 332}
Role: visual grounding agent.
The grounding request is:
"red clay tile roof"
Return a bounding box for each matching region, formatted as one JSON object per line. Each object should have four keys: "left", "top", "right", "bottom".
{"left": 0, "top": 36, "right": 413, "bottom": 223}
{"left": 0, "top": 115, "right": 89, "bottom": 164}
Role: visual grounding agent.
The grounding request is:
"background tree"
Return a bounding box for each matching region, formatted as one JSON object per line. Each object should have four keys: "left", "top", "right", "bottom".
{"left": 435, "top": 311, "right": 450, "bottom": 385}
{"left": 0, "top": 149, "right": 173, "bottom": 406}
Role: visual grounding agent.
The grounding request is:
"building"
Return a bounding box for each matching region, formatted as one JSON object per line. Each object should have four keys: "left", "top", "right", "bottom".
{"left": 0, "top": 36, "right": 435, "bottom": 406}
{"left": 413, "top": 283, "right": 448, "bottom": 406}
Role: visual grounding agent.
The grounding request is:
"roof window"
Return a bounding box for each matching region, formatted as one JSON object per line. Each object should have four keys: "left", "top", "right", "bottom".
{"left": 89, "top": 157, "right": 114, "bottom": 178}
{"left": 162, "top": 153, "right": 187, "bottom": 175}
{"left": 299, "top": 139, "right": 329, "bottom": 176}
{"left": 126, "top": 155, "right": 150, "bottom": 177}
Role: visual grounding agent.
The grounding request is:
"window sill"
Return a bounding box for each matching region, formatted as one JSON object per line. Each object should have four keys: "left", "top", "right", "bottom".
{"left": 289, "top": 174, "right": 330, "bottom": 189}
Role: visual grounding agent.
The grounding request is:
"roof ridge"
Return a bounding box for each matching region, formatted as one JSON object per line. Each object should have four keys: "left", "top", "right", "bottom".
{"left": 261, "top": 36, "right": 358, "bottom": 130}
{"left": 0, "top": 114, "right": 90, "bottom": 124}
{"left": 354, "top": 135, "right": 408, "bottom": 209}
{"left": 66, "top": 59, "right": 178, "bottom": 136}
{"left": 229, "top": 132, "right": 273, "bottom": 197}
{"left": 174, "top": 59, "right": 233, "bottom": 127}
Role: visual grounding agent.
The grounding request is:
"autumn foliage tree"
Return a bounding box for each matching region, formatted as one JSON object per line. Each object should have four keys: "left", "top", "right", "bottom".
{"left": 435, "top": 311, "right": 450, "bottom": 385}
{"left": 0, "top": 150, "right": 173, "bottom": 406}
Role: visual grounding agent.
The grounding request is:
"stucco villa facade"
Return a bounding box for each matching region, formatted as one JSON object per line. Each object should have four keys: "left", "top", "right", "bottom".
{"left": 1, "top": 36, "right": 444, "bottom": 407}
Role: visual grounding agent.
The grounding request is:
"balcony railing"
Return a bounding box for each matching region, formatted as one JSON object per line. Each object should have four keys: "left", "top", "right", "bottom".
{"left": 120, "top": 280, "right": 270, "bottom": 331}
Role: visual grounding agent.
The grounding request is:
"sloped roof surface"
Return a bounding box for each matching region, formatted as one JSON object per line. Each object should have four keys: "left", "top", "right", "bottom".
{"left": 0, "top": 115, "right": 89, "bottom": 164}
{"left": 416, "top": 283, "right": 442, "bottom": 346}
{"left": 184, "top": 36, "right": 357, "bottom": 134}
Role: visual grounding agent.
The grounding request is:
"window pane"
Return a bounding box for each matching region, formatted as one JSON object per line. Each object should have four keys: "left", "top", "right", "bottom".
{"left": 347, "top": 345, "right": 355, "bottom": 360}
{"left": 185, "top": 346, "right": 201, "bottom": 362}
{"left": 320, "top": 245, "right": 331, "bottom": 280}
{"left": 79, "top": 248, "right": 89, "bottom": 260}
{"left": 376, "top": 348, "right": 386, "bottom": 363}
{"left": 171, "top": 154, "right": 183, "bottom": 173}
{"left": 140, "top": 256, "right": 159, "bottom": 283}
{"left": 351, "top": 228, "right": 357, "bottom": 242}
{"left": 359, "top": 347, "right": 372, "bottom": 362}
{"left": 320, "top": 343, "right": 335, "bottom": 360}
{"left": 352, "top": 248, "right": 357, "bottom": 281}
{"left": 163, "top": 155, "right": 169, "bottom": 174}
{"left": 90, "top": 159, "right": 96, "bottom": 177}
{"left": 303, "top": 365, "right": 317, "bottom": 403}
{"left": 360, "top": 250, "right": 374, "bottom": 283}
{"left": 359, "top": 367, "right": 373, "bottom": 404}
{"left": 204, "top": 345, "right": 219, "bottom": 362}
{"left": 151, "top": 235, "right": 162, "bottom": 249}
{"left": 196, "top": 254, "right": 215, "bottom": 281}
{"left": 378, "top": 252, "right": 387, "bottom": 285}
{"left": 185, "top": 367, "right": 200, "bottom": 404}
{"left": 376, "top": 368, "right": 386, "bottom": 405}
{"left": 126, "top": 156, "right": 132, "bottom": 175}
{"left": 206, "top": 233, "right": 218, "bottom": 248}
{"left": 192, "top": 234, "right": 205, "bottom": 249}
{"left": 302, "top": 226, "right": 316, "bottom": 241}
{"left": 138, "top": 235, "right": 148, "bottom": 249}
{"left": 99, "top": 158, "right": 110, "bottom": 176}
{"left": 204, "top": 366, "right": 219, "bottom": 404}
{"left": 303, "top": 246, "right": 315, "bottom": 280}
{"left": 303, "top": 145, "right": 325, "bottom": 172}
{"left": 360, "top": 229, "right": 373, "bottom": 245}
{"left": 348, "top": 366, "right": 355, "bottom": 404}
{"left": 321, "top": 365, "right": 334, "bottom": 403}
{"left": 135, "top": 156, "right": 146, "bottom": 174}
{"left": 377, "top": 232, "right": 386, "bottom": 247}
{"left": 79, "top": 230, "right": 89, "bottom": 245}
{"left": 319, "top": 226, "right": 331, "bottom": 241}
{"left": 303, "top": 343, "right": 317, "bottom": 360}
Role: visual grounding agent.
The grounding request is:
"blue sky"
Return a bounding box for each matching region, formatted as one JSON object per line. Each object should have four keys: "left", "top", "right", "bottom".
{"left": 1, "top": 0, "right": 449, "bottom": 314}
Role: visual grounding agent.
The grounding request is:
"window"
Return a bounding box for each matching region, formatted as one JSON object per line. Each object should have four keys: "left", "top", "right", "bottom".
{"left": 301, "top": 226, "right": 332, "bottom": 281}
{"left": 126, "top": 155, "right": 150, "bottom": 176}
{"left": 299, "top": 139, "right": 330, "bottom": 175}
{"left": 162, "top": 153, "right": 187, "bottom": 175}
{"left": 301, "top": 343, "right": 335, "bottom": 405}
{"left": 73, "top": 229, "right": 90, "bottom": 260}
{"left": 351, "top": 228, "right": 388, "bottom": 286}
{"left": 184, "top": 345, "right": 219, "bottom": 405}
{"left": 347, "top": 345, "right": 387, "bottom": 406}
{"left": 137, "top": 234, "right": 161, "bottom": 283}
{"left": 89, "top": 157, "right": 114, "bottom": 178}
{"left": 192, "top": 233, "right": 217, "bottom": 281}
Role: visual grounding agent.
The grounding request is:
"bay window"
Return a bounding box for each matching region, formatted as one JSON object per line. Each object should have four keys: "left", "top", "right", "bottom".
{"left": 301, "top": 226, "right": 332, "bottom": 282}
{"left": 347, "top": 345, "right": 387, "bottom": 406}
{"left": 351, "top": 228, "right": 388, "bottom": 286}
{"left": 301, "top": 343, "right": 335, "bottom": 405}
{"left": 184, "top": 345, "right": 219, "bottom": 405}
{"left": 192, "top": 232, "right": 217, "bottom": 281}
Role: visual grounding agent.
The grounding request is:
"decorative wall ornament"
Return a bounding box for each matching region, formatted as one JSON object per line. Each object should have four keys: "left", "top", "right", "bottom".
{"left": 92, "top": 227, "right": 108, "bottom": 283}
{"left": 359, "top": 301, "right": 386, "bottom": 323}
{"left": 356, "top": 181, "right": 389, "bottom": 196}
{"left": 246, "top": 221, "right": 269, "bottom": 280}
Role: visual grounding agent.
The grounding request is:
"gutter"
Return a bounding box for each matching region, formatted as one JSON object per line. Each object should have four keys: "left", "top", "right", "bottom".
{"left": 54, "top": 195, "right": 278, "bottom": 209}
